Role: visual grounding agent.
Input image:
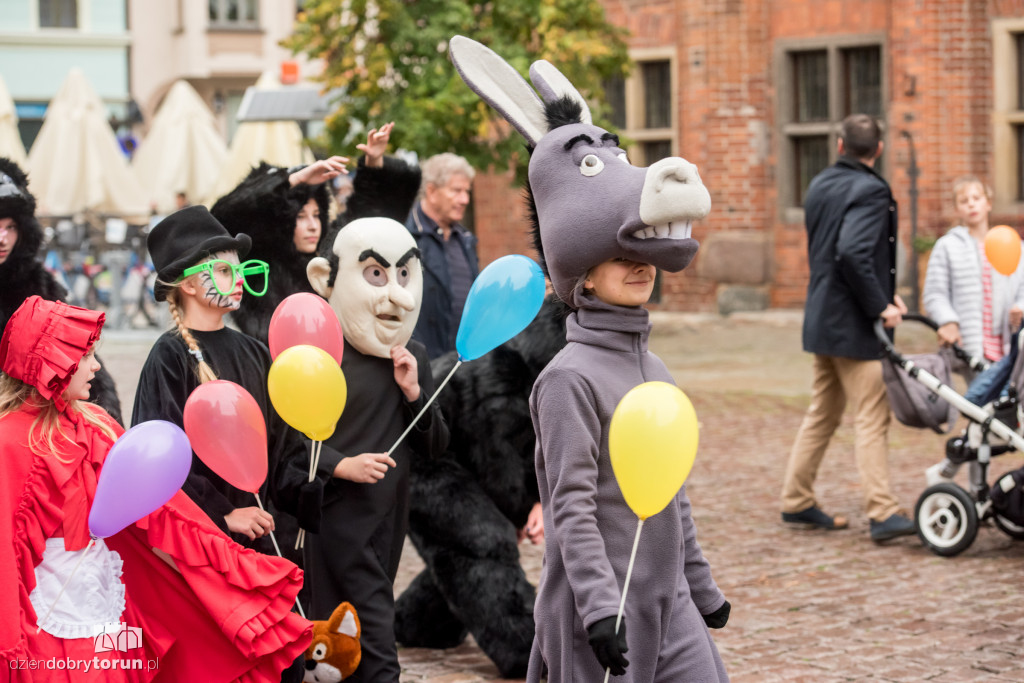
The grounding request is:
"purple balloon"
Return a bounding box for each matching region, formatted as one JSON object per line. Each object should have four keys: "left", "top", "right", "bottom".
{"left": 88, "top": 420, "right": 193, "bottom": 539}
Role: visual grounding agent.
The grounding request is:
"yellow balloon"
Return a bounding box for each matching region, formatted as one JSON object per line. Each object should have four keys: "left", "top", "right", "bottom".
{"left": 609, "top": 382, "right": 699, "bottom": 520}
{"left": 984, "top": 225, "right": 1022, "bottom": 276}
{"left": 268, "top": 345, "right": 347, "bottom": 441}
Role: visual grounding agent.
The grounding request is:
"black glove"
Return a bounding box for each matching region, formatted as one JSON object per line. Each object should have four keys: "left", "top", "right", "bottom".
{"left": 587, "top": 616, "right": 629, "bottom": 676}
{"left": 703, "top": 600, "right": 731, "bottom": 629}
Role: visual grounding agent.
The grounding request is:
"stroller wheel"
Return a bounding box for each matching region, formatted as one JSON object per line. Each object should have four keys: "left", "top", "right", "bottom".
{"left": 992, "top": 512, "right": 1024, "bottom": 540}
{"left": 915, "top": 483, "right": 978, "bottom": 557}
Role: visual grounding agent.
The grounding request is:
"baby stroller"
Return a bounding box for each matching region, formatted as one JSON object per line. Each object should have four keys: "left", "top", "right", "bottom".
{"left": 877, "top": 314, "right": 1024, "bottom": 556}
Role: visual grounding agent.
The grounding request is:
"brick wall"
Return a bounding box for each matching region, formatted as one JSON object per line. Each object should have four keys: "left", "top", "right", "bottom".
{"left": 470, "top": 0, "right": 1024, "bottom": 310}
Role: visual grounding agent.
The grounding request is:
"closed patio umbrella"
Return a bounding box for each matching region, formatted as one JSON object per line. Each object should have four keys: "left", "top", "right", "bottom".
{"left": 205, "top": 71, "right": 315, "bottom": 204}
{"left": 0, "top": 74, "right": 28, "bottom": 166}
{"left": 27, "top": 67, "right": 148, "bottom": 218}
{"left": 133, "top": 80, "right": 228, "bottom": 213}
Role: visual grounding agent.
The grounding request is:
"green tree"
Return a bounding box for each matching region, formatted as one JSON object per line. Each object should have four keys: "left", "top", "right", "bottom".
{"left": 286, "top": 0, "right": 630, "bottom": 177}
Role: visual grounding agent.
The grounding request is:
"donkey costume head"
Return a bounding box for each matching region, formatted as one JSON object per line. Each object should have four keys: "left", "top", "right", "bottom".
{"left": 448, "top": 36, "right": 711, "bottom": 308}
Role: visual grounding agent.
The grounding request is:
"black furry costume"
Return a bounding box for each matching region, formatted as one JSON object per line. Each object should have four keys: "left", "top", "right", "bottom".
{"left": 0, "top": 158, "right": 122, "bottom": 424}
{"left": 211, "top": 156, "right": 420, "bottom": 345}
{"left": 394, "top": 295, "right": 569, "bottom": 677}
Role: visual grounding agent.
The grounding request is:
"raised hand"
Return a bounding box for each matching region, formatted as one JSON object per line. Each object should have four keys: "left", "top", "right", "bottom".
{"left": 356, "top": 122, "right": 395, "bottom": 168}
{"left": 391, "top": 345, "right": 420, "bottom": 402}
{"left": 289, "top": 155, "right": 349, "bottom": 187}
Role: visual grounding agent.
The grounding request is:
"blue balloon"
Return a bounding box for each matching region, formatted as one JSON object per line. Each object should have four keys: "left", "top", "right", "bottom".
{"left": 456, "top": 255, "right": 546, "bottom": 361}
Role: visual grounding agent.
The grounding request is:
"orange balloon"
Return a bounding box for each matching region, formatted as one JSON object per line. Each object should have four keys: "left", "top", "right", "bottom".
{"left": 984, "top": 226, "right": 1022, "bottom": 276}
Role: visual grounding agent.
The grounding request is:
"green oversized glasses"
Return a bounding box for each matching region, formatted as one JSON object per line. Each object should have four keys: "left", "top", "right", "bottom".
{"left": 180, "top": 259, "right": 270, "bottom": 297}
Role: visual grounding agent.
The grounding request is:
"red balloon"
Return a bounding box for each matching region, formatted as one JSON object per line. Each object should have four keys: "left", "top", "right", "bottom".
{"left": 183, "top": 380, "right": 268, "bottom": 493}
{"left": 269, "top": 293, "right": 344, "bottom": 365}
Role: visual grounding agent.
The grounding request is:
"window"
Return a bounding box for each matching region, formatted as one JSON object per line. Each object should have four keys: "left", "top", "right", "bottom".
{"left": 39, "top": 0, "right": 77, "bottom": 28}
{"left": 642, "top": 61, "right": 672, "bottom": 129}
{"left": 209, "top": 0, "right": 259, "bottom": 28}
{"left": 606, "top": 50, "right": 677, "bottom": 168}
{"left": 845, "top": 47, "right": 882, "bottom": 117}
{"left": 794, "top": 51, "right": 828, "bottom": 122}
{"left": 992, "top": 21, "right": 1024, "bottom": 207}
{"left": 778, "top": 39, "right": 886, "bottom": 211}
{"left": 15, "top": 103, "right": 47, "bottom": 151}
{"left": 604, "top": 76, "right": 626, "bottom": 130}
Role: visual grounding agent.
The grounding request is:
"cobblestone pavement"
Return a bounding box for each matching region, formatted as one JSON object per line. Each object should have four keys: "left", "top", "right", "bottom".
{"left": 104, "top": 313, "right": 1024, "bottom": 682}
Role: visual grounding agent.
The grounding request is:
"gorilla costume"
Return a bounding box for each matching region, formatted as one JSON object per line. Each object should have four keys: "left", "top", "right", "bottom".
{"left": 0, "top": 158, "right": 122, "bottom": 423}
{"left": 211, "top": 157, "right": 420, "bottom": 345}
{"left": 394, "top": 295, "right": 569, "bottom": 677}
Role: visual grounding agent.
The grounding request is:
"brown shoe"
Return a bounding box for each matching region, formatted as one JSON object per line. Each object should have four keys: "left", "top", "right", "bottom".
{"left": 782, "top": 506, "right": 849, "bottom": 530}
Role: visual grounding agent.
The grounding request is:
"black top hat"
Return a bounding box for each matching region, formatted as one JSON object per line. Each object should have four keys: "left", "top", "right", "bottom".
{"left": 148, "top": 205, "right": 252, "bottom": 301}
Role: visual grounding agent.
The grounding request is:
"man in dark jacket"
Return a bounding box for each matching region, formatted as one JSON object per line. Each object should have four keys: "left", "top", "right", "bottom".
{"left": 405, "top": 153, "right": 480, "bottom": 359}
{"left": 780, "top": 114, "right": 915, "bottom": 543}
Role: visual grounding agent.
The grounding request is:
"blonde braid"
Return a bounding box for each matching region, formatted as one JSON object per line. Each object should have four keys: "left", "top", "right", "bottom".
{"left": 167, "top": 291, "right": 218, "bottom": 384}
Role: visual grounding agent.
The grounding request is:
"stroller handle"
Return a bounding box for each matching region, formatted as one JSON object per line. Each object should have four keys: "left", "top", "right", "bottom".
{"left": 874, "top": 313, "right": 985, "bottom": 371}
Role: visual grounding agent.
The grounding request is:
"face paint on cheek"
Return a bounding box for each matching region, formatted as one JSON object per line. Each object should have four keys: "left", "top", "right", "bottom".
{"left": 198, "top": 270, "right": 240, "bottom": 310}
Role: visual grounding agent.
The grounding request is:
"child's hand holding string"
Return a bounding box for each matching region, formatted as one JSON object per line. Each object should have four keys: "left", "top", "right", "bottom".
{"left": 334, "top": 453, "right": 397, "bottom": 483}
{"left": 225, "top": 506, "right": 275, "bottom": 540}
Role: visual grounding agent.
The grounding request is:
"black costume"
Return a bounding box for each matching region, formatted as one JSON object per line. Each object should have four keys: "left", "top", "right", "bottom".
{"left": 296, "top": 338, "right": 448, "bottom": 683}
{"left": 131, "top": 328, "right": 310, "bottom": 562}
{"left": 0, "top": 157, "right": 122, "bottom": 423}
{"left": 211, "top": 157, "right": 420, "bottom": 345}
{"left": 394, "top": 296, "right": 569, "bottom": 677}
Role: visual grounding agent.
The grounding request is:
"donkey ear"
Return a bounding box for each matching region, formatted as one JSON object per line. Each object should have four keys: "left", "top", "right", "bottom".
{"left": 449, "top": 35, "right": 547, "bottom": 146}
{"left": 528, "top": 61, "right": 592, "bottom": 125}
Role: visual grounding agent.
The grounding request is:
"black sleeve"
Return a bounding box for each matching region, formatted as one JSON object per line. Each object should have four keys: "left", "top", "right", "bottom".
{"left": 266, "top": 394, "right": 330, "bottom": 534}
{"left": 210, "top": 163, "right": 299, "bottom": 238}
{"left": 404, "top": 343, "right": 450, "bottom": 459}
{"left": 131, "top": 340, "right": 236, "bottom": 533}
{"left": 835, "top": 182, "right": 891, "bottom": 319}
{"left": 343, "top": 155, "right": 422, "bottom": 225}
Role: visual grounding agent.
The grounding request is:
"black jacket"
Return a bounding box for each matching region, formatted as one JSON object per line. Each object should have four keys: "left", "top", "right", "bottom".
{"left": 802, "top": 156, "right": 898, "bottom": 359}
{"left": 405, "top": 202, "right": 480, "bottom": 359}
{"left": 212, "top": 156, "right": 420, "bottom": 345}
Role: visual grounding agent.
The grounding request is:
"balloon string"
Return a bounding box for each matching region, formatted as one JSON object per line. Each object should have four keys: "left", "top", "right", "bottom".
{"left": 296, "top": 440, "right": 324, "bottom": 551}
{"left": 385, "top": 360, "right": 462, "bottom": 457}
{"left": 603, "top": 518, "right": 644, "bottom": 683}
{"left": 254, "top": 493, "right": 306, "bottom": 620}
{"left": 311, "top": 440, "right": 323, "bottom": 482}
{"left": 36, "top": 538, "right": 95, "bottom": 634}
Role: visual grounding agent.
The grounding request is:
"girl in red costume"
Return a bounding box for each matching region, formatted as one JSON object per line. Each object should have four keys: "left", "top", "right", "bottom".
{"left": 0, "top": 296, "right": 311, "bottom": 682}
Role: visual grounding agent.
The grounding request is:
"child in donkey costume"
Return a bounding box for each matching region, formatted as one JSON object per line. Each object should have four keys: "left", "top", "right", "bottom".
{"left": 449, "top": 37, "right": 731, "bottom": 682}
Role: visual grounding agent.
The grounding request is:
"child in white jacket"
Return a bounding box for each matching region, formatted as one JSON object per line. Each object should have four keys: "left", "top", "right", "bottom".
{"left": 923, "top": 176, "right": 1024, "bottom": 367}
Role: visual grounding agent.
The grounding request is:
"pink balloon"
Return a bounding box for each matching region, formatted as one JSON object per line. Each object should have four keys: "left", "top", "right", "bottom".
{"left": 268, "top": 293, "right": 344, "bottom": 365}
{"left": 183, "top": 380, "right": 268, "bottom": 493}
{"left": 89, "top": 420, "right": 192, "bottom": 538}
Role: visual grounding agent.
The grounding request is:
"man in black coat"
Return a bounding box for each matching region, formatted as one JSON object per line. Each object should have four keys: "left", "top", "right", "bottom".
{"left": 0, "top": 158, "right": 122, "bottom": 423}
{"left": 780, "top": 114, "right": 915, "bottom": 543}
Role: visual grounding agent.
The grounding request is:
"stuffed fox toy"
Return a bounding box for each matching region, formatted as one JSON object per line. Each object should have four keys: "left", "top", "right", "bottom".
{"left": 303, "top": 602, "right": 361, "bottom": 682}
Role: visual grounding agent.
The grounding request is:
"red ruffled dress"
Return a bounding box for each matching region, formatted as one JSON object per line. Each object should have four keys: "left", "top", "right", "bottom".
{"left": 0, "top": 403, "right": 312, "bottom": 682}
